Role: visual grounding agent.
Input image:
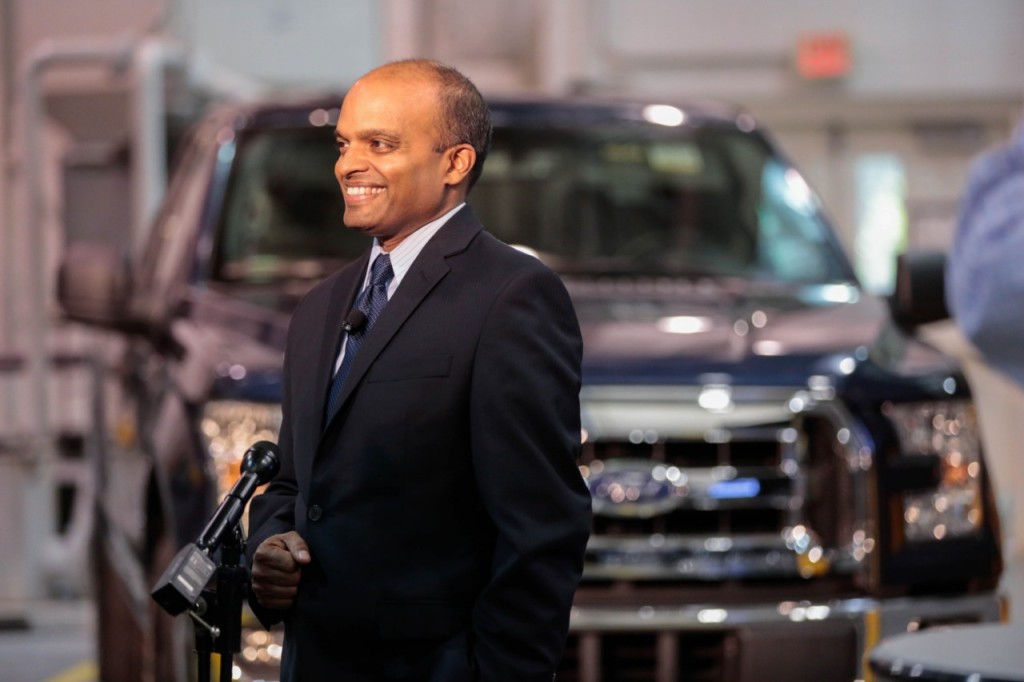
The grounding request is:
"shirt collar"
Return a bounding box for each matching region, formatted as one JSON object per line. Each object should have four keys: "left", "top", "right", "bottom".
{"left": 365, "top": 203, "right": 465, "bottom": 291}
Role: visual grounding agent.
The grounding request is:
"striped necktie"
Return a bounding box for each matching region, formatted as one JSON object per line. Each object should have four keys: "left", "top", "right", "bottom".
{"left": 324, "top": 253, "right": 394, "bottom": 424}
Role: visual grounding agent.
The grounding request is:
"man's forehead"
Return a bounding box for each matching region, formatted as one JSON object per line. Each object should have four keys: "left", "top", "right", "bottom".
{"left": 366, "top": 61, "right": 436, "bottom": 83}
{"left": 354, "top": 66, "right": 439, "bottom": 98}
{"left": 336, "top": 76, "right": 441, "bottom": 134}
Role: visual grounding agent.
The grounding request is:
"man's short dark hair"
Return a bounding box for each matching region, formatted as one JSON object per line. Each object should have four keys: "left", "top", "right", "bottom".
{"left": 386, "top": 59, "right": 493, "bottom": 190}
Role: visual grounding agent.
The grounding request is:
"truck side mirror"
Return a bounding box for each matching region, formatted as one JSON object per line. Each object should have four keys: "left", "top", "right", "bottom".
{"left": 57, "top": 242, "right": 134, "bottom": 329}
{"left": 889, "top": 250, "right": 950, "bottom": 330}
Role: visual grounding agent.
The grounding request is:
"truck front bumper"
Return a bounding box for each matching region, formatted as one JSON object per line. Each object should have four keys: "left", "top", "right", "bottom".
{"left": 565, "top": 591, "right": 1003, "bottom": 682}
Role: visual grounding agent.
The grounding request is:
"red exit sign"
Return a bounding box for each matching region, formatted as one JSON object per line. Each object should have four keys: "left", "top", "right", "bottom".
{"left": 796, "top": 32, "right": 852, "bottom": 80}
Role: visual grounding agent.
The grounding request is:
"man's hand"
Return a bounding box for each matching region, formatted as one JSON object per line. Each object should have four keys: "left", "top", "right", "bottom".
{"left": 250, "top": 531, "right": 311, "bottom": 611}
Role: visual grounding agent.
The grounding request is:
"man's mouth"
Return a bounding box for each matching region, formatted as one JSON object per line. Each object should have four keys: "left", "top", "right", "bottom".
{"left": 345, "top": 186, "right": 385, "bottom": 198}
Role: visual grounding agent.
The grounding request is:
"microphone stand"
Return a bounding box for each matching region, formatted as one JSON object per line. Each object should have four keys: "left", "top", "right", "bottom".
{"left": 150, "top": 441, "right": 280, "bottom": 681}
{"left": 189, "top": 524, "right": 248, "bottom": 682}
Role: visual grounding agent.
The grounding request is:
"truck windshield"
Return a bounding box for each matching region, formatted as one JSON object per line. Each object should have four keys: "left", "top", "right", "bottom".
{"left": 474, "top": 124, "right": 852, "bottom": 283}
{"left": 215, "top": 121, "right": 852, "bottom": 285}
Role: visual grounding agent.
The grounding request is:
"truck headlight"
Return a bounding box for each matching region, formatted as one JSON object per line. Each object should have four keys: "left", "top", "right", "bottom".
{"left": 885, "top": 400, "right": 984, "bottom": 542}
{"left": 200, "top": 400, "right": 282, "bottom": 504}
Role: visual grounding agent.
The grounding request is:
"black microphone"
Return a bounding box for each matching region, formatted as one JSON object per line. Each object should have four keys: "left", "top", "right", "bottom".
{"left": 343, "top": 308, "right": 366, "bottom": 334}
{"left": 197, "top": 441, "right": 281, "bottom": 552}
{"left": 151, "top": 441, "right": 281, "bottom": 615}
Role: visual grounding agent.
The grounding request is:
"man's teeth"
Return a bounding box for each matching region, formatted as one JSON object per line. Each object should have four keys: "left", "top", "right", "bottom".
{"left": 346, "top": 186, "right": 384, "bottom": 196}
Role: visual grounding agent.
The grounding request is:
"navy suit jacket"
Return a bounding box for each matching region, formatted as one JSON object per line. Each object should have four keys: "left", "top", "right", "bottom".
{"left": 246, "top": 206, "right": 592, "bottom": 680}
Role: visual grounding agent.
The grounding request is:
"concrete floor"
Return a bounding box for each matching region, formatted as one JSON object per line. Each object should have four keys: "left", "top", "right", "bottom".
{"left": 0, "top": 599, "right": 96, "bottom": 682}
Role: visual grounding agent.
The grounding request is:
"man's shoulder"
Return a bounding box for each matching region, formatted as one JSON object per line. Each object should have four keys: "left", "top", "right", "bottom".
{"left": 293, "top": 258, "right": 363, "bottom": 315}
{"left": 965, "top": 134, "right": 1024, "bottom": 196}
{"left": 465, "top": 230, "right": 565, "bottom": 285}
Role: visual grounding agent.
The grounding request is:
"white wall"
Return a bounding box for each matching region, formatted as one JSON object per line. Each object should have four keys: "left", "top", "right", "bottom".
{"left": 170, "top": 0, "right": 380, "bottom": 93}
{"left": 581, "top": 0, "right": 1024, "bottom": 99}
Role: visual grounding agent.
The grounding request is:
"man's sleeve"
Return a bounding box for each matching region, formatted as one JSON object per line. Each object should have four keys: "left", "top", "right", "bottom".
{"left": 468, "top": 263, "right": 592, "bottom": 681}
{"left": 947, "top": 138, "right": 1024, "bottom": 389}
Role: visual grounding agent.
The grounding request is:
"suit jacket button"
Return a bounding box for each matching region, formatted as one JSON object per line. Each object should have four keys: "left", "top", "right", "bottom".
{"left": 308, "top": 504, "right": 323, "bottom": 521}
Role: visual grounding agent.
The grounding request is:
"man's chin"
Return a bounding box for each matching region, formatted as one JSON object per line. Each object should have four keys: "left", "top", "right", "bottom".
{"left": 342, "top": 221, "right": 392, "bottom": 243}
{"left": 341, "top": 215, "right": 376, "bottom": 233}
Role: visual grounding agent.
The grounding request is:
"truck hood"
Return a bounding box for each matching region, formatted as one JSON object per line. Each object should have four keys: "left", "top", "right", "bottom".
{"left": 568, "top": 278, "right": 953, "bottom": 387}
{"left": 205, "top": 276, "right": 958, "bottom": 401}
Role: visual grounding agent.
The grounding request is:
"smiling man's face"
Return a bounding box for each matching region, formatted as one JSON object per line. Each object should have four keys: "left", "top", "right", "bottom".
{"left": 334, "top": 67, "right": 467, "bottom": 250}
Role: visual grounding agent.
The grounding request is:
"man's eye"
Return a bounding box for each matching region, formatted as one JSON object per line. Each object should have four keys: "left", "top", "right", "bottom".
{"left": 371, "top": 140, "right": 395, "bottom": 151}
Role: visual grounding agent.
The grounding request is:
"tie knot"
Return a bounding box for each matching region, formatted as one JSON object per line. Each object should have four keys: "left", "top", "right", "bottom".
{"left": 370, "top": 253, "right": 393, "bottom": 289}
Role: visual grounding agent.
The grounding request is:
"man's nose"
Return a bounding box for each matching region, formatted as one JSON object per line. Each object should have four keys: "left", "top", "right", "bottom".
{"left": 336, "top": 146, "right": 368, "bottom": 176}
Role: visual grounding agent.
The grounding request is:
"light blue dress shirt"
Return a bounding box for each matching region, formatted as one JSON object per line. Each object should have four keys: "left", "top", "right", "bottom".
{"left": 947, "top": 122, "right": 1024, "bottom": 388}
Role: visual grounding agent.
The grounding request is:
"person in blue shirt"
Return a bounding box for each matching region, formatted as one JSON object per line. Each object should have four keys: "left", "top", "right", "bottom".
{"left": 947, "top": 120, "right": 1024, "bottom": 388}
{"left": 946, "top": 116, "right": 1024, "bottom": 621}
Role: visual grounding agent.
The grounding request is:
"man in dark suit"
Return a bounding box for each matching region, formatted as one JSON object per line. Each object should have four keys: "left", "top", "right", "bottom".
{"left": 246, "top": 59, "right": 592, "bottom": 681}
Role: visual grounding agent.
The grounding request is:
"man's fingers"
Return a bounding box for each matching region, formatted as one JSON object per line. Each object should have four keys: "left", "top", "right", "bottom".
{"left": 251, "top": 576, "right": 299, "bottom": 610}
{"left": 251, "top": 572, "right": 300, "bottom": 604}
{"left": 255, "top": 532, "right": 311, "bottom": 570}
{"left": 280, "top": 531, "right": 311, "bottom": 564}
{"left": 250, "top": 532, "right": 311, "bottom": 610}
{"left": 254, "top": 541, "right": 298, "bottom": 572}
{"left": 251, "top": 554, "right": 302, "bottom": 585}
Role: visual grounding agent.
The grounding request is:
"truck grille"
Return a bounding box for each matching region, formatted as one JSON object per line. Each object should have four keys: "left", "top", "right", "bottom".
{"left": 579, "top": 384, "right": 869, "bottom": 582}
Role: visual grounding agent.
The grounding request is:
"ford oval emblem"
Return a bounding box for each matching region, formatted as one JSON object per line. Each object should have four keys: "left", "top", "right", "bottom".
{"left": 584, "top": 459, "right": 686, "bottom": 518}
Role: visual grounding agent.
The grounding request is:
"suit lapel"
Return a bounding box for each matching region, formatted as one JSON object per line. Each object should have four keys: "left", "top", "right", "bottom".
{"left": 319, "top": 207, "right": 482, "bottom": 435}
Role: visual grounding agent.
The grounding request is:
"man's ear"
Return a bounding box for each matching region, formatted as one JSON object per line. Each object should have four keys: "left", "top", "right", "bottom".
{"left": 444, "top": 144, "right": 477, "bottom": 187}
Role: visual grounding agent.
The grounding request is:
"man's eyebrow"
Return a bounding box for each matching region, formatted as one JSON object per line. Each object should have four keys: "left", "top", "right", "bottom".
{"left": 354, "top": 128, "right": 399, "bottom": 140}
{"left": 335, "top": 128, "right": 401, "bottom": 143}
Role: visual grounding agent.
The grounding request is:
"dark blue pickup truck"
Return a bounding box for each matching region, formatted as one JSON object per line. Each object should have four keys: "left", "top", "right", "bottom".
{"left": 59, "top": 95, "right": 1003, "bottom": 681}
